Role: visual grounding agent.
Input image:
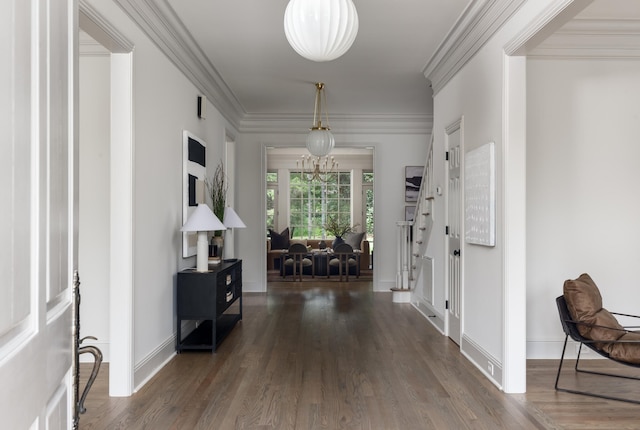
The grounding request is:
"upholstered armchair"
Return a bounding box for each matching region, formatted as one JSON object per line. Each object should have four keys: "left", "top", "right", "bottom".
{"left": 555, "top": 273, "right": 640, "bottom": 404}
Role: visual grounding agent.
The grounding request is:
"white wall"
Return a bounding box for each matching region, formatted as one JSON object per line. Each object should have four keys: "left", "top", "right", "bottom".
{"left": 84, "top": 0, "right": 239, "bottom": 388}
{"left": 79, "top": 54, "right": 111, "bottom": 360}
{"left": 431, "top": 53, "right": 506, "bottom": 367}
{"left": 237, "top": 133, "right": 428, "bottom": 293}
{"left": 429, "top": 0, "right": 561, "bottom": 391}
{"left": 526, "top": 58, "right": 640, "bottom": 357}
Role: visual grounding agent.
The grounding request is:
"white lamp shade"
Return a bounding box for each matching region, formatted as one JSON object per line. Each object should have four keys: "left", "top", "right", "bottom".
{"left": 284, "top": 0, "right": 359, "bottom": 62}
{"left": 223, "top": 206, "right": 246, "bottom": 229}
{"left": 181, "top": 204, "right": 226, "bottom": 232}
{"left": 306, "top": 128, "right": 335, "bottom": 157}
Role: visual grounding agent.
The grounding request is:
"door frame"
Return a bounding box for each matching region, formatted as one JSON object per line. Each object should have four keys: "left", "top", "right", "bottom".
{"left": 79, "top": 3, "right": 135, "bottom": 396}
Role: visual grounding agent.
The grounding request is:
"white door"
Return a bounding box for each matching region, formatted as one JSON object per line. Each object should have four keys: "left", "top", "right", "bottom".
{"left": 0, "top": 1, "right": 76, "bottom": 428}
{"left": 446, "top": 123, "right": 462, "bottom": 345}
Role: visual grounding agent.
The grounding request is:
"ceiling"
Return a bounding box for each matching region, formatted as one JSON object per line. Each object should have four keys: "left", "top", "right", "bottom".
{"left": 80, "top": 0, "right": 640, "bottom": 126}
{"left": 165, "top": 0, "right": 471, "bottom": 119}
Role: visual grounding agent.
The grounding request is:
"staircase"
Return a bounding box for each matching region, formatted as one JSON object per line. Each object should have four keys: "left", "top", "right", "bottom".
{"left": 410, "top": 135, "right": 435, "bottom": 288}
{"left": 393, "top": 134, "right": 435, "bottom": 298}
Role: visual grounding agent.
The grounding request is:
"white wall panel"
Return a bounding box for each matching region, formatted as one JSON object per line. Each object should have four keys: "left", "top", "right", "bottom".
{"left": 1, "top": 0, "right": 74, "bottom": 428}
{"left": 0, "top": 0, "right": 33, "bottom": 350}
{"left": 46, "top": 0, "right": 71, "bottom": 305}
{"left": 527, "top": 58, "right": 640, "bottom": 357}
{"left": 45, "top": 382, "right": 69, "bottom": 430}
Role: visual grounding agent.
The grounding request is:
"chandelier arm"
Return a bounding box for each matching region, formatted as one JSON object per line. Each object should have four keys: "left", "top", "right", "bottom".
{"left": 298, "top": 155, "right": 339, "bottom": 184}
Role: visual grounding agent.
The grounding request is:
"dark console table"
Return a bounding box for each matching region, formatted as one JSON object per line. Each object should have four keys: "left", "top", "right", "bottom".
{"left": 176, "top": 260, "right": 242, "bottom": 353}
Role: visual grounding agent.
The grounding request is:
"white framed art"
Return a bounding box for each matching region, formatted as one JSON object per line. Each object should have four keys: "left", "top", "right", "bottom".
{"left": 464, "top": 142, "right": 495, "bottom": 246}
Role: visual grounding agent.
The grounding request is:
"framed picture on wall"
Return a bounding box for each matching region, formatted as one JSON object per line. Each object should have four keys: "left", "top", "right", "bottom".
{"left": 464, "top": 142, "right": 495, "bottom": 246}
{"left": 405, "top": 205, "right": 416, "bottom": 222}
{"left": 405, "top": 166, "right": 423, "bottom": 202}
{"left": 182, "top": 130, "right": 207, "bottom": 257}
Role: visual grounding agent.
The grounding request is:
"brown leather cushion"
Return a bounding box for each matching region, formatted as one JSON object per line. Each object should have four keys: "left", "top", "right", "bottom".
{"left": 563, "top": 273, "right": 640, "bottom": 363}
{"left": 563, "top": 273, "right": 602, "bottom": 335}
{"left": 590, "top": 308, "right": 625, "bottom": 351}
{"left": 609, "top": 332, "right": 640, "bottom": 364}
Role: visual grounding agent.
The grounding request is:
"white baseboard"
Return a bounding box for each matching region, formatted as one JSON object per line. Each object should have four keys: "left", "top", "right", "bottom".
{"left": 133, "top": 335, "right": 177, "bottom": 393}
{"left": 526, "top": 340, "right": 605, "bottom": 360}
{"left": 243, "top": 280, "right": 265, "bottom": 292}
{"left": 412, "top": 299, "right": 445, "bottom": 334}
{"left": 375, "top": 280, "right": 395, "bottom": 292}
{"left": 132, "top": 320, "right": 198, "bottom": 392}
{"left": 461, "top": 334, "right": 502, "bottom": 389}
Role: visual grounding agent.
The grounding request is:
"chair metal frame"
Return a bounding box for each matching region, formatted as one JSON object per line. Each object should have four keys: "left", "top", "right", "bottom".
{"left": 555, "top": 295, "right": 640, "bottom": 404}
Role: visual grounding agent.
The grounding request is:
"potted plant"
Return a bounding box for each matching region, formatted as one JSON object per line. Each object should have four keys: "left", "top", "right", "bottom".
{"left": 206, "top": 162, "right": 227, "bottom": 257}
{"left": 324, "top": 216, "right": 358, "bottom": 248}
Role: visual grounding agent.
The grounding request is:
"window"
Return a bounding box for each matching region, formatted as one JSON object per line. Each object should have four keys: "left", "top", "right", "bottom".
{"left": 290, "top": 172, "right": 351, "bottom": 239}
{"left": 266, "top": 171, "right": 278, "bottom": 231}
{"left": 362, "top": 171, "right": 374, "bottom": 252}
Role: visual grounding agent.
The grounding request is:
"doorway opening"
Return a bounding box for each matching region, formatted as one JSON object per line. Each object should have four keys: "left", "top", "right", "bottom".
{"left": 79, "top": 6, "right": 134, "bottom": 396}
{"left": 265, "top": 147, "right": 374, "bottom": 282}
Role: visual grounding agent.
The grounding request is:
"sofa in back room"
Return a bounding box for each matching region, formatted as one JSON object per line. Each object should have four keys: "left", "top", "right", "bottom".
{"left": 266, "top": 230, "right": 370, "bottom": 273}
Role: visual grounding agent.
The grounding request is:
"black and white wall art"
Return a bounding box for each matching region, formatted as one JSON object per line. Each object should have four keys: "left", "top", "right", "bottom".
{"left": 183, "top": 130, "right": 206, "bottom": 257}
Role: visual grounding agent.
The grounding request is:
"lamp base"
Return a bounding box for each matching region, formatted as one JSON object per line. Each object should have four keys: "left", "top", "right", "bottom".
{"left": 196, "top": 231, "right": 210, "bottom": 272}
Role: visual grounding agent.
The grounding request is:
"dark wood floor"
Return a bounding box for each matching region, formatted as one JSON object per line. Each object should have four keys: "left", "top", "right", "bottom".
{"left": 79, "top": 281, "right": 640, "bottom": 429}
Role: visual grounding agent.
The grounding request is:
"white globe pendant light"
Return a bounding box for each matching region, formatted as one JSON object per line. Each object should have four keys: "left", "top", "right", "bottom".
{"left": 307, "top": 128, "right": 335, "bottom": 157}
{"left": 306, "top": 83, "right": 335, "bottom": 157}
{"left": 284, "top": 0, "right": 359, "bottom": 62}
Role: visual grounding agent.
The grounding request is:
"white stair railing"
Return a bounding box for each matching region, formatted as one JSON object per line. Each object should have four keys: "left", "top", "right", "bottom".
{"left": 408, "top": 134, "right": 435, "bottom": 291}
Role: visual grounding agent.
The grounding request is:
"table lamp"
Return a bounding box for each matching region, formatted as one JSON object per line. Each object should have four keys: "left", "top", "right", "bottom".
{"left": 181, "top": 204, "right": 226, "bottom": 272}
{"left": 222, "top": 206, "right": 246, "bottom": 259}
{"left": 222, "top": 206, "right": 246, "bottom": 229}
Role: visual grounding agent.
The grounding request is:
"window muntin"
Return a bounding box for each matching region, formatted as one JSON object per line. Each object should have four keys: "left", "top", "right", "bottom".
{"left": 290, "top": 171, "right": 351, "bottom": 239}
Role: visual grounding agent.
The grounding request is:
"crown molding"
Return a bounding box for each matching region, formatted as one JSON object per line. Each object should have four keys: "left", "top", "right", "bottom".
{"left": 423, "top": 0, "right": 527, "bottom": 96}
{"left": 79, "top": 39, "right": 110, "bottom": 57}
{"left": 503, "top": 0, "right": 580, "bottom": 57}
{"left": 239, "top": 113, "right": 433, "bottom": 135}
{"left": 529, "top": 19, "right": 640, "bottom": 59}
{"left": 80, "top": 0, "right": 134, "bottom": 53}
{"left": 113, "top": 0, "right": 245, "bottom": 130}
{"left": 109, "top": 0, "right": 435, "bottom": 136}
{"left": 79, "top": 27, "right": 110, "bottom": 56}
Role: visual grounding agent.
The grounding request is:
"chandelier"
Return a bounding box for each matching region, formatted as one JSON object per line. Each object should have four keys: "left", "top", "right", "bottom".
{"left": 306, "top": 82, "right": 335, "bottom": 157}
{"left": 284, "top": 0, "right": 359, "bottom": 62}
{"left": 297, "top": 154, "right": 338, "bottom": 183}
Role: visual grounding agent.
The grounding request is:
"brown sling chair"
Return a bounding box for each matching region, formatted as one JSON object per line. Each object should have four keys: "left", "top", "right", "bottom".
{"left": 555, "top": 273, "right": 640, "bottom": 404}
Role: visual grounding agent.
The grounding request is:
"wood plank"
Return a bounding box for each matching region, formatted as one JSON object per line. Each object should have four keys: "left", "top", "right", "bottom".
{"left": 79, "top": 282, "right": 640, "bottom": 429}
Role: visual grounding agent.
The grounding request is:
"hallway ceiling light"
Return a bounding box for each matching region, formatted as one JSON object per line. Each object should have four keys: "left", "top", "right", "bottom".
{"left": 306, "top": 82, "right": 334, "bottom": 157}
{"left": 284, "top": 0, "right": 359, "bottom": 62}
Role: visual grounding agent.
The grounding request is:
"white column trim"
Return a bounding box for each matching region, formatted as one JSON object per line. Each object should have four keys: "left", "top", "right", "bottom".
{"left": 109, "top": 52, "right": 134, "bottom": 397}
{"left": 501, "top": 53, "right": 527, "bottom": 394}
